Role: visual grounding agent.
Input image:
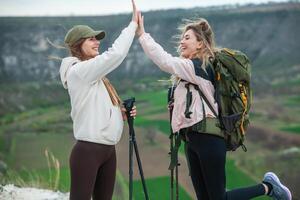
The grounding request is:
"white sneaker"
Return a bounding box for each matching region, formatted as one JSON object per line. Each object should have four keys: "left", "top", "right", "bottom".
{"left": 263, "top": 172, "right": 292, "bottom": 200}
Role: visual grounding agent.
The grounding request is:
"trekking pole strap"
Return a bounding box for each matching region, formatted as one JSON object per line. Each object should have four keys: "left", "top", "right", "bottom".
{"left": 168, "top": 133, "right": 182, "bottom": 170}
{"left": 184, "top": 83, "right": 193, "bottom": 118}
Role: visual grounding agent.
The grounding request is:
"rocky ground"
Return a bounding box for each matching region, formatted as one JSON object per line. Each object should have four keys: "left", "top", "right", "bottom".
{"left": 0, "top": 185, "right": 69, "bottom": 200}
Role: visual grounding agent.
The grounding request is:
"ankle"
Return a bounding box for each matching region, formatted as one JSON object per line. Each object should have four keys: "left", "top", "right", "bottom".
{"left": 262, "top": 182, "right": 273, "bottom": 195}
{"left": 262, "top": 183, "right": 268, "bottom": 195}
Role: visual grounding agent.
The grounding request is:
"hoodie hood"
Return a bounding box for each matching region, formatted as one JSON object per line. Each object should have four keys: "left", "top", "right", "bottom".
{"left": 59, "top": 57, "right": 80, "bottom": 89}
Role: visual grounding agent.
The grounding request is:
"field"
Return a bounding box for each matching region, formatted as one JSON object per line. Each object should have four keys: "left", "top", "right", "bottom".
{"left": 0, "top": 87, "right": 299, "bottom": 199}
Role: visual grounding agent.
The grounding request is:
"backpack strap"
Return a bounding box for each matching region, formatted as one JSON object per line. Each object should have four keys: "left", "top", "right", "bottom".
{"left": 180, "top": 58, "right": 218, "bottom": 120}
{"left": 191, "top": 58, "right": 215, "bottom": 85}
{"left": 193, "top": 85, "right": 218, "bottom": 117}
{"left": 190, "top": 58, "right": 218, "bottom": 117}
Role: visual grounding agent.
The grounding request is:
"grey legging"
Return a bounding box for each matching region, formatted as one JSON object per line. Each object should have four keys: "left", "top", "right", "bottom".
{"left": 69, "top": 140, "right": 116, "bottom": 200}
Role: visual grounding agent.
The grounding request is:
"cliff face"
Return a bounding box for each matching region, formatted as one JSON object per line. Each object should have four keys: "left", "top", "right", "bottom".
{"left": 0, "top": 3, "right": 299, "bottom": 117}
{"left": 0, "top": 2, "right": 299, "bottom": 85}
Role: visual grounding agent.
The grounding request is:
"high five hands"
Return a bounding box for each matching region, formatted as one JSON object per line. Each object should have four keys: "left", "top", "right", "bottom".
{"left": 131, "top": 0, "right": 145, "bottom": 37}
{"left": 131, "top": 0, "right": 138, "bottom": 23}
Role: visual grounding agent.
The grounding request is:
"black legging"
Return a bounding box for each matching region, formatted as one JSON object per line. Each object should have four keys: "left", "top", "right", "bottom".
{"left": 186, "top": 131, "right": 266, "bottom": 200}
{"left": 69, "top": 140, "right": 116, "bottom": 200}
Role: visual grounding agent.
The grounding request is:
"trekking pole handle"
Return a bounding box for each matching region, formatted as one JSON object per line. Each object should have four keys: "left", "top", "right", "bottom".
{"left": 123, "top": 97, "right": 136, "bottom": 120}
{"left": 167, "top": 86, "right": 176, "bottom": 103}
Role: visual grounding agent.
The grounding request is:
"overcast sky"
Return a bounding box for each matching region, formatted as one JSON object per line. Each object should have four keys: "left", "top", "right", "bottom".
{"left": 0, "top": 0, "right": 291, "bottom": 16}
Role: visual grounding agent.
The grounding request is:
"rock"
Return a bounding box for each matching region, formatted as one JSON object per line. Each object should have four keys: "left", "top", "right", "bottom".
{"left": 0, "top": 184, "right": 69, "bottom": 200}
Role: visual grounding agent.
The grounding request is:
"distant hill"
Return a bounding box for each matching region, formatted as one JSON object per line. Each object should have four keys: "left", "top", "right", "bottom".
{"left": 0, "top": 2, "right": 299, "bottom": 95}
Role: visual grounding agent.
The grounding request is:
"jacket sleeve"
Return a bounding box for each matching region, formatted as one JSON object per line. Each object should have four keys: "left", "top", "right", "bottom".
{"left": 73, "top": 21, "right": 137, "bottom": 84}
{"left": 139, "top": 33, "right": 205, "bottom": 85}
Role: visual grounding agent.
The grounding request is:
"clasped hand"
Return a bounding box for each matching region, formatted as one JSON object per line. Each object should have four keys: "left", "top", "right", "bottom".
{"left": 131, "top": 0, "right": 145, "bottom": 37}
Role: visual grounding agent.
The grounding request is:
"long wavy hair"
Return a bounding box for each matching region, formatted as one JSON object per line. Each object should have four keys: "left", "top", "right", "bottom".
{"left": 177, "top": 18, "right": 217, "bottom": 67}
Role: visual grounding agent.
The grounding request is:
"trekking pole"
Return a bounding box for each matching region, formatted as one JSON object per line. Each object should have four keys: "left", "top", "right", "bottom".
{"left": 175, "top": 133, "right": 179, "bottom": 200}
{"left": 167, "top": 86, "right": 180, "bottom": 200}
{"left": 168, "top": 87, "right": 174, "bottom": 200}
{"left": 123, "top": 97, "right": 149, "bottom": 200}
{"left": 170, "top": 133, "right": 174, "bottom": 200}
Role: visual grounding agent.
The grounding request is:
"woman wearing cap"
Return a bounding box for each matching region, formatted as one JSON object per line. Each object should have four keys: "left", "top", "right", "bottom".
{"left": 59, "top": 1, "right": 138, "bottom": 199}
{"left": 136, "top": 13, "right": 292, "bottom": 200}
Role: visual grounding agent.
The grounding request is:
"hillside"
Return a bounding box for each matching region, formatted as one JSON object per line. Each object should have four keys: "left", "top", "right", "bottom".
{"left": 0, "top": 3, "right": 300, "bottom": 199}
{"left": 0, "top": 2, "right": 299, "bottom": 117}
{"left": 0, "top": 2, "right": 299, "bottom": 94}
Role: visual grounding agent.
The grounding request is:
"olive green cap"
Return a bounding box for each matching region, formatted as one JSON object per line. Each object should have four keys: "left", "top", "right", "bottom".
{"left": 64, "top": 25, "right": 105, "bottom": 46}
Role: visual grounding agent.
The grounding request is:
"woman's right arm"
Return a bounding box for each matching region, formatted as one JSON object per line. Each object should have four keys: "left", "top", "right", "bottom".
{"left": 137, "top": 13, "right": 200, "bottom": 85}
{"left": 73, "top": 0, "right": 138, "bottom": 84}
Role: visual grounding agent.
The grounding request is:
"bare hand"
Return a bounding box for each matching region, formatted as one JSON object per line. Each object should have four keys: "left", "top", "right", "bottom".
{"left": 167, "top": 102, "right": 174, "bottom": 111}
{"left": 122, "top": 105, "right": 137, "bottom": 121}
{"left": 131, "top": 0, "right": 138, "bottom": 23}
{"left": 136, "top": 11, "right": 145, "bottom": 37}
{"left": 130, "top": 105, "right": 137, "bottom": 117}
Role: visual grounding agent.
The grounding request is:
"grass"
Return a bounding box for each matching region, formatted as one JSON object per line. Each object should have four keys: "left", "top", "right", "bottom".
{"left": 113, "top": 170, "right": 129, "bottom": 200}
{"left": 226, "top": 159, "right": 269, "bottom": 200}
{"left": 1, "top": 150, "right": 62, "bottom": 191}
{"left": 271, "top": 77, "right": 300, "bottom": 88}
{"left": 284, "top": 95, "right": 300, "bottom": 109}
{"left": 0, "top": 105, "right": 72, "bottom": 134}
{"left": 1, "top": 106, "right": 61, "bottom": 124}
{"left": 1, "top": 86, "right": 298, "bottom": 198}
{"left": 280, "top": 125, "right": 300, "bottom": 134}
{"left": 135, "top": 116, "right": 186, "bottom": 154}
{"left": 251, "top": 94, "right": 300, "bottom": 136}
{"left": 0, "top": 82, "right": 69, "bottom": 118}
{"left": 135, "top": 90, "right": 168, "bottom": 108}
{"left": 226, "top": 159, "right": 258, "bottom": 188}
{"left": 44, "top": 149, "right": 61, "bottom": 190}
{"left": 2, "top": 170, "right": 45, "bottom": 189}
{"left": 133, "top": 89, "right": 169, "bottom": 117}
{"left": 6, "top": 132, "right": 74, "bottom": 170}
{"left": 135, "top": 117, "right": 170, "bottom": 136}
{"left": 133, "top": 176, "right": 192, "bottom": 200}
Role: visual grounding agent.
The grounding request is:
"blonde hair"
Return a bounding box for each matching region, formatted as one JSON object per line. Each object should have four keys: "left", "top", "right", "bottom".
{"left": 68, "top": 38, "right": 122, "bottom": 106}
{"left": 177, "top": 18, "right": 217, "bottom": 67}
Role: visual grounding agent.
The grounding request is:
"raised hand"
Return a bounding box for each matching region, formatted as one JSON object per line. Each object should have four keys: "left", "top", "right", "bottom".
{"left": 131, "top": 0, "right": 138, "bottom": 23}
{"left": 136, "top": 11, "right": 145, "bottom": 37}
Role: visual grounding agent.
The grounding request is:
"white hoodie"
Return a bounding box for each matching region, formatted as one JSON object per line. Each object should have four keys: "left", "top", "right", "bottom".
{"left": 59, "top": 21, "right": 137, "bottom": 145}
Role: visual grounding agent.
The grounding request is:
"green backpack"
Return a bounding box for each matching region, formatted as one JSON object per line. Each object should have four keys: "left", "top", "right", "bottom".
{"left": 169, "top": 48, "right": 252, "bottom": 170}
{"left": 203, "top": 48, "right": 252, "bottom": 151}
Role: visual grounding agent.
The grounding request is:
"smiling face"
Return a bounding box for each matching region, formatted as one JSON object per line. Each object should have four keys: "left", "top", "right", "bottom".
{"left": 81, "top": 36, "right": 100, "bottom": 59}
{"left": 179, "top": 29, "right": 202, "bottom": 59}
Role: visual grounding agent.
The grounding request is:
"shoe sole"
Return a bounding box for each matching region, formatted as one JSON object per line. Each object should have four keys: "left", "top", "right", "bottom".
{"left": 265, "top": 172, "right": 292, "bottom": 200}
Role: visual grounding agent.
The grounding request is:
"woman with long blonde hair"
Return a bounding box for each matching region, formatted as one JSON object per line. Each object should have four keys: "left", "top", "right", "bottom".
{"left": 136, "top": 13, "right": 291, "bottom": 200}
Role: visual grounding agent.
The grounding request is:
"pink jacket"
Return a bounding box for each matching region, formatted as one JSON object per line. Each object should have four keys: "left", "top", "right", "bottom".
{"left": 139, "top": 33, "right": 218, "bottom": 133}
